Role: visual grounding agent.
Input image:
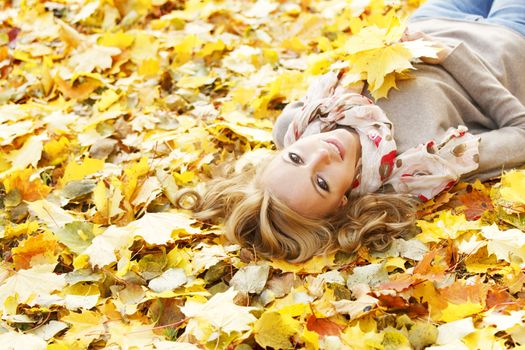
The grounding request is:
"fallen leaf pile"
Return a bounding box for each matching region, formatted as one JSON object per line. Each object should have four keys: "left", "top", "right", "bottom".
{"left": 1, "top": 0, "right": 525, "bottom": 349}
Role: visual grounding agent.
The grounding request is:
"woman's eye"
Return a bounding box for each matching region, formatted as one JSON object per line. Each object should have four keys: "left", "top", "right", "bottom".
{"left": 316, "top": 175, "right": 330, "bottom": 192}
{"left": 288, "top": 152, "right": 303, "bottom": 164}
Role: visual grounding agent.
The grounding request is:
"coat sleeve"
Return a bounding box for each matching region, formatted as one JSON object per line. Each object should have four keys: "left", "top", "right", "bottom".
{"left": 440, "top": 42, "right": 525, "bottom": 181}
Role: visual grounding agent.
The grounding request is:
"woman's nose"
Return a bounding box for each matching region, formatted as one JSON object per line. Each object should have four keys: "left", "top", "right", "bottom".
{"left": 310, "top": 149, "right": 331, "bottom": 167}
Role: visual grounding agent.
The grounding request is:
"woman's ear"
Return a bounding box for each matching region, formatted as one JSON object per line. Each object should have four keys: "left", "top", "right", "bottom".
{"left": 339, "top": 194, "right": 348, "bottom": 207}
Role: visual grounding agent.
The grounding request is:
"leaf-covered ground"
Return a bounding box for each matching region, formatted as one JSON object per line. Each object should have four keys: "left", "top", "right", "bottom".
{"left": 2, "top": 0, "right": 525, "bottom": 349}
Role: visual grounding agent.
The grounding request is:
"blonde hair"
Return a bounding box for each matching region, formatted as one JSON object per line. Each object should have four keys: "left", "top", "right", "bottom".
{"left": 195, "top": 157, "right": 418, "bottom": 263}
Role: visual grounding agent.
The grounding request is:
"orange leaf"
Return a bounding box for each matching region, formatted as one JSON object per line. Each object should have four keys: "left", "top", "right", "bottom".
{"left": 11, "top": 232, "right": 59, "bottom": 270}
{"left": 378, "top": 273, "right": 420, "bottom": 292}
{"left": 305, "top": 315, "right": 343, "bottom": 337}
{"left": 440, "top": 280, "right": 488, "bottom": 305}
{"left": 55, "top": 75, "right": 102, "bottom": 100}
{"left": 378, "top": 294, "right": 408, "bottom": 309}
{"left": 486, "top": 288, "right": 514, "bottom": 310}
{"left": 458, "top": 187, "right": 494, "bottom": 221}
{"left": 3, "top": 168, "right": 51, "bottom": 202}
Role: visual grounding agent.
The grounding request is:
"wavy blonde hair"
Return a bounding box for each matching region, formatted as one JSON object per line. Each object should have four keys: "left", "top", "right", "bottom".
{"left": 195, "top": 156, "right": 418, "bottom": 263}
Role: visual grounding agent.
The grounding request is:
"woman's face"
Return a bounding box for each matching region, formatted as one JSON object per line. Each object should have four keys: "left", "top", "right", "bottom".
{"left": 261, "top": 128, "right": 361, "bottom": 218}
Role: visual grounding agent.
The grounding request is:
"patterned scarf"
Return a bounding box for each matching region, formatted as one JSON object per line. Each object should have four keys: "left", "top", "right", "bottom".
{"left": 282, "top": 71, "right": 480, "bottom": 201}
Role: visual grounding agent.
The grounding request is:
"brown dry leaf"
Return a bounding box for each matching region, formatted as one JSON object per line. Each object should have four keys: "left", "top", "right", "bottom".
{"left": 458, "top": 184, "right": 495, "bottom": 221}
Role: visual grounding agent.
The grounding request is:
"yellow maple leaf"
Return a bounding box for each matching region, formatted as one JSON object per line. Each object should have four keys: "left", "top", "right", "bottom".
{"left": 340, "top": 324, "right": 384, "bottom": 349}
{"left": 2, "top": 221, "right": 39, "bottom": 239}
{"left": 499, "top": 169, "right": 525, "bottom": 205}
{"left": 371, "top": 71, "right": 398, "bottom": 100}
{"left": 106, "top": 320, "right": 158, "bottom": 349}
{"left": 43, "top": 136, "right": 72, "bottom": 166}
{"left": 61, "top": 157, "right": 105, "bottom": 186}
{"left": 12, "top": 231, "right": 59, "bottom": 270}
{"left": 301, "top": 326, "right": 320, "bottom": 350}
{"left": 68, "top": 45, "right": 121, "bottom": 73}
{"left": 438, "top": 302, "right": 484, "bottom": 322}
{"left": 269, "top": 253, "right": 335, "bottom": 274}
{"left": 62, "top": 310, "right": 106, "bottom": 348}
{"left": 4, "top": 133, "right": 46, "bottom": 174}
{"left": 176, "top": 75, "right": 216, "bottom": 89}
{"left": 94, "top": 89, "right": 121, "bottom": 111}
{"left": 254, "top": 311, "right": 301, "bottom": 349}
{"left": 197, "top": 40, "right": 226, "bottom": 58}
{"left": 122, "top": 157, "right": 149, "bottom": 202}
{"left": 0, "top": 264, "right": 66, "bottom": 314}
{"left": 181, "top": 288, "right": 257, "bottom": 344}
{"left": 98, "top": 32, "right": 135, "bottom": 49}
{"left": 138, "top": 58, "right": 160, "bottom": 77}
{"left": 463, "top": 327, "right": 505, "bottom": 350}
{"left": 481, "top": 224, "right": 525, "bottom": 264}
{"left": 3, "top": 168, "right": 51, "bottom": 202}
{"left": 93, "top": 178, "right": 125, "bottom": 221}
{"left": 342, "top": 25, "right": 387, "bottom": 54}
{"left": 171, "top": 34, "right": 202, "bottom": 66}
{"left": 350, "top": 43, "right": 413, "bottom": 93}
{"left": 281, "top": 37, "right": 309, "bottom": 53}
{"left": 54, "top": 75, "right": 103, "bottom": 100}
{"left": 416, "top": 210, "right": 482, "bottom": 243}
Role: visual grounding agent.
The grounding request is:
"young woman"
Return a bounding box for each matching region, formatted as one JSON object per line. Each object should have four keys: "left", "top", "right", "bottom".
{"left": 196, "top": 0, "right": 525, "bottom": 263}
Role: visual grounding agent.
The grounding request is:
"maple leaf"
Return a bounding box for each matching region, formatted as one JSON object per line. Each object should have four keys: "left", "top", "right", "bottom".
{"left": 131, "top": 211, "right": 200, "bottom": 245}
{"left": 148, "top": 268, "right": 187, "bottom": 293}
{"left": 254, "top": 310, "right": 301, "bottom": 349}
{"left": 2, "top": 168, "right": 51, "bottom": 201}
{"left": 68, "top": 44, "right": 121, "bottom": 73}
{"left": 458, "top": 186, "right": 494, "bottom": 221}
{"left": 482, "top": 310, "right": 525, "bottom": 331}
{"left": 28, "top": 320, "right": 68, "bottom": 341}
{"left": 60, "top": 157, "right": 105, "bottom": 186}
{"left": 106, "top": 320, "right": 160, "bottom": 350}
{"left": 61, "top": 310, "right": 106, "bottom": 348}
{"left": 481, "top": 224, "right": 525, "bottom": 264}
{"left": 230, "top": 263, "right": 270, "bottom": 294}
{"left": 27, "top": 199, "right": 76, "bottom": 230}
{"left": 438, "top": 302, "right": 484, "bottom": 322}
{"left": 12, "top": 231, "right": 59, "bottom": 270}
{"left": 269, "top": 252, "right": 336, "bottom": 274}
{"left": 306, "top": 315, "right": 344, "bottom": 337}
{"left": 181, "top": 288, "right": 257, "bottom": 343}
{"left": 416, "top": 210, "right": 481, "bottom": 243}
{"left": 0, "top": 332, "right": 47, "bottom": 350}
{"left": 350, "top": 43, "right": 414, "bottom": 94}
{"left": 435, "top": 317, "right": 475, "bottom": 347}
{"left": 54, "top": 221, "right": 98, "bottom": 255}
{"left": 340, "top": 324, "right": 384, "bottom": 349}
{"left": 4, "top": 133, "right": 47, "bottom": 174}
{"left": 83, "top": 225, "right": 133, "bottom": 268}
{"left": 499, "top": 170, "right": 525, "bottom": 205}
{"left": 54, "top": 74, "right": 103, "bottom": 100}
{"left": 92, "top": 179, "right": 125, "bottom": 221}
{"left": 332, "top": 284, "right": 379, "bottom": 319}
{"left": 0, "top": 264, "right": 66, "bottom": 314}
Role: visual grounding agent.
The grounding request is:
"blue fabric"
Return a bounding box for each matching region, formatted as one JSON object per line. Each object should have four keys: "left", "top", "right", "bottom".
{"left": 409, "top": 0, "right": 525, "bottom": 38}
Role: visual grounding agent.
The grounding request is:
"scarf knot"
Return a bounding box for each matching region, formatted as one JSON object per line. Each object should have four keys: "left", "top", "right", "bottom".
{"left": 282, "top": 71, "right": 480, "bottom": 200}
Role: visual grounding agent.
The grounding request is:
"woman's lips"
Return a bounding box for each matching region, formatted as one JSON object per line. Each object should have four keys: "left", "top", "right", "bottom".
{"left": 324, "top": 138, "right": 345, "bottom": 160}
